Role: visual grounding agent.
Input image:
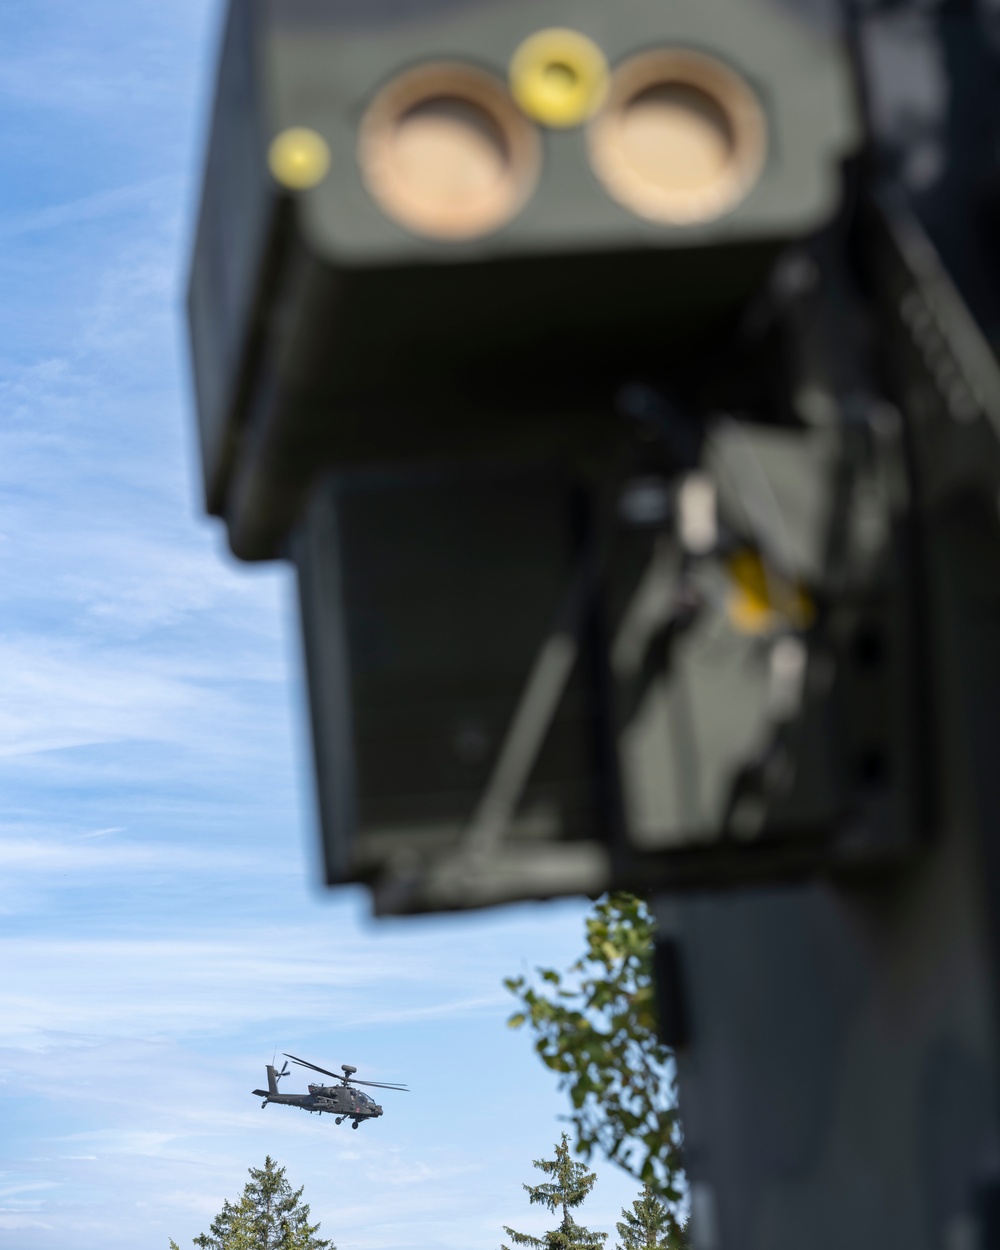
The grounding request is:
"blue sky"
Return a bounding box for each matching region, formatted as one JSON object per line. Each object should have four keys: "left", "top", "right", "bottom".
{"left": 0, "top": 3, "right": 646, "bottom": 1247}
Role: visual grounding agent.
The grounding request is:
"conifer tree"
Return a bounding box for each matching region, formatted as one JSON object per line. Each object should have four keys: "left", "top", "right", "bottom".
{"left": 502, "top": 1134, "right": 608, "bottom": 1250}
{"left": 174, "top": 1156, "right": 333, "bottom": 1250}
{"left": 615, "top": 1184, "right": 688, "bottom": 1250}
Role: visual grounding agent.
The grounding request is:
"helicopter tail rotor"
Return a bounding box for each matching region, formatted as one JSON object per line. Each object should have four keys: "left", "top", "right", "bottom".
{"left": 265, "top": 1060, "right": 289, "bottom": 1096}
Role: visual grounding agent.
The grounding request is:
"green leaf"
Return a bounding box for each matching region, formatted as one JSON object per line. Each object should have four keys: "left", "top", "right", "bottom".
{"left": 503, "top": 894, "right": 683, "bottom": 1210}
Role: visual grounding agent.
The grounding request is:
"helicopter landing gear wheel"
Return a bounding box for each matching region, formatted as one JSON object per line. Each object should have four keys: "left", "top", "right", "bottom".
{"left": 352, "top": 1120, "right": 359, "bottom": 1130}
{"left": 335, "top": 1117, "right": 343, "bottom": 1125}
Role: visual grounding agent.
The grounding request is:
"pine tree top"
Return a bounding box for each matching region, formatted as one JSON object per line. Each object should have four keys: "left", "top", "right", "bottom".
{"left": 615, "top": 1184, "right": 685, "bottom": 1250}
{"left": 522, "top": 1134, "right": 598, "bottom": 1217}
{"left": 502, "top": 1136, "right": 607, "bottom": 1250}
{"left": 503, "top": 1216, "right": 608, "bottom": 1250}
{"left": 183, "top": 1156, "right": 334, "bottom": 1250}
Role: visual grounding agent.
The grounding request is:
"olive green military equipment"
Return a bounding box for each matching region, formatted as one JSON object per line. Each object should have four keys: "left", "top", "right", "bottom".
{"left": 188, "top": 0, "right": 859, "bottom": 559}
{"left": 294, "top": 314, "right": 922, "bottom": 911}
{"left": 296, "top": 467, "right": 615, "bottom": 909}
{"left": 189, "top": 3, "right": 1000, "bottom": 1248}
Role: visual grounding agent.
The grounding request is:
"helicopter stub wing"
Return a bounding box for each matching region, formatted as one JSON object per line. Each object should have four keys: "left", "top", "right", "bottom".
{"left": 252, "top": 1089, "right": 309, "bottom": 1107}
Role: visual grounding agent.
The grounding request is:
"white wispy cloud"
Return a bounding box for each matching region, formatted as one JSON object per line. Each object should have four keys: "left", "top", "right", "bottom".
{"left": 0, "top": 837, "right": 257, "bottom": 874}
{"left": 0, "top": 1216, "right": 55, "bottom": 1231}
{"left": 0, "top": 638, "right": 248, "bottom": 758}
{"left": 0, "top": 179, "right": 177, "bottom": 242}
{"left": 0, "top": 1181, "right": 59, "bottom": 1207}
{"left": 0, "top": 2, "right": 212, "bottom": 117}
{"left": 0, "top": 6, "right": 650, "bottom": 1250}
{"left": 0, "top": 927, "right": 512, "bottom": 1048}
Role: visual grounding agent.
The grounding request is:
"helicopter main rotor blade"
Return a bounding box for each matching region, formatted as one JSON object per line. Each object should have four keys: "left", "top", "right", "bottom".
{"left": 283, "top": 1053, "right": 340, "bottom": 1080}
{"left": 283, "top": 1053, "right": 409, "bottom": 1090}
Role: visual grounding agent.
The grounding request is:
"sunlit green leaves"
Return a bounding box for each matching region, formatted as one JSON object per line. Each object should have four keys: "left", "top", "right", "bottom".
{"left": 505, "top": 894, "right": 683, "bottom": 1214}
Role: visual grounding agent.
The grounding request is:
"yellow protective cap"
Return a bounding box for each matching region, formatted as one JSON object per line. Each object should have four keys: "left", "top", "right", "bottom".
{"left": 268, "top": 128, "right": 331, "bottom": 190}
{"left": 509, "top": 28, "right": 608, "bottom": 128}
{"left": 725, "top": 549, "right": 815, "bottom": 635}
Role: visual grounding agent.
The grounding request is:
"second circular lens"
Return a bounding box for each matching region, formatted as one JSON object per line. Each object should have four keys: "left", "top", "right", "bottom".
{"left": 588, "top": 50, "right": 766, "bottom": 226}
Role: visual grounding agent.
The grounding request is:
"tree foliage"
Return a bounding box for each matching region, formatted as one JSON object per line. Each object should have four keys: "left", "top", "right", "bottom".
{"left": 502, "top": 1134, "right": 607, "bottom": 1250}
{"left": 175, "top": 1156, "right": 333, "bottom": 1250}
{"left": 615, "top": 1185, "right": 688, "bottom": 1250}
{"left": 505, "top": 893, "right": 682, "bottom": 1199}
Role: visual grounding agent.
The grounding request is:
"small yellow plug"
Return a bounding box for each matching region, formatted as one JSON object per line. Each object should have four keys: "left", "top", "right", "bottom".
{"left": 268, "top": 128, "right": 331, "bottom": 190}
{"left": 509, "top": 29, "right": 609, "bottom": 128}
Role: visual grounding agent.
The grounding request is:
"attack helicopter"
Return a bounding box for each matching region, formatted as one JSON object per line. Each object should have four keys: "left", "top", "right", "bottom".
{"left": 252, "top": 1053, "right": 408, "bottom": 1128}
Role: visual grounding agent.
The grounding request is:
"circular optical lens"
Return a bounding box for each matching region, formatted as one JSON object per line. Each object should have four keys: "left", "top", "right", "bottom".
{"left": 589, "top": 51, "right": 766, "bottom": 225}
{"left": 360, "top": 65, "right": 541, "bottom": 240}
{"left": 617, "top": 84, "right": 733, "bottom": 195}
{"left": 391, "top": 98, "right": 508, "bottom": 204}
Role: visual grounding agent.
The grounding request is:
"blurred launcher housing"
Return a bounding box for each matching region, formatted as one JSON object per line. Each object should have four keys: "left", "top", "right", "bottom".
{"left": 188, "top": 5, "right": 1000, "bottom": 1248}
{"left": 186, "top": 0, "right": 887, "bottom": 913}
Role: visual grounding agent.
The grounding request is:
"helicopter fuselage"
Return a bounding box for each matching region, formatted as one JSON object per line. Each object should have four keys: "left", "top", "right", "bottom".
{"left": 253, "top": 1065, "right": 384, "bottom": 1124}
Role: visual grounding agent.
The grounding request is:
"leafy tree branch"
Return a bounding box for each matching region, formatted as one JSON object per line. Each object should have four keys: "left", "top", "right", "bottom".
{"left": 505, "top": 893, "right": 683, "bottom": 1206}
